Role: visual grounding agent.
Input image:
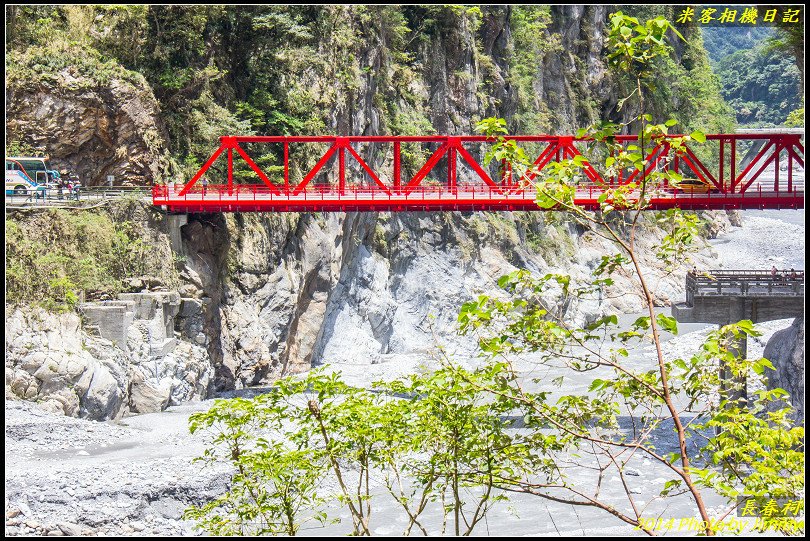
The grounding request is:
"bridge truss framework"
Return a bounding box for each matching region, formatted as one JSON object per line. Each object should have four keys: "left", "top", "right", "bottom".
{"left": 154, "top": 133, "right": 804, "bottom": 213}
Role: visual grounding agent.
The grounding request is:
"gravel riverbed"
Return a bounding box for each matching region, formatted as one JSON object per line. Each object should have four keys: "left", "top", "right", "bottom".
{"left": 5, "top": 210, "right": 804, "bottom": 536}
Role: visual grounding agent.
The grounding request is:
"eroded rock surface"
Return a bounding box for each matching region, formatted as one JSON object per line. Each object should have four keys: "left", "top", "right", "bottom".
{"left": 6, "top": 76, "right": 173, "bottom": 186}
{"left": 5, "top": 291, "right": 211, "bottom": 420}
{"left": 763, "top": 316, "right": 805, "bottom": 423}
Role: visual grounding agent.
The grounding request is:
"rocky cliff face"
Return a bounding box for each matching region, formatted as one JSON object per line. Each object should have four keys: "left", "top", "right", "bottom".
{"left": 291, "top": 6, "right": 617, "bottom": 150}
{"left": 4, "top": 203, "right": 209, "bottom": 420}
{"left": 184, "top": 208, "right": 726, "bottom": 389}
{"left": 5, "top": 6, "right": 739, "bottom": 418}
{"left": 763, "top": 317, "right": 805, "bottom": 423}
{"left": 5, "top": 199, "right": 728, "bottom": 414}
{"left": 537, "top": 5, "right": 611, "bottom": 129}
{"left": 6, "top": 72, "right": 174, "bottom": 186}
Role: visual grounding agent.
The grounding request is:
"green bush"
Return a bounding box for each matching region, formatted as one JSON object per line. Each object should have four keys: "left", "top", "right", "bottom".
{"left": 7, "top": 42, "right": 145, "bottom": 89}
{"left": 5, "top": 209, "right": 155, "bottom": 311}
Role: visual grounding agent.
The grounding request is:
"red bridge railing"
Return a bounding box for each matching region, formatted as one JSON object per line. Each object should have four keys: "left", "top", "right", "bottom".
{"left": 155, "top": 133, "right": 804, "bottom": 212}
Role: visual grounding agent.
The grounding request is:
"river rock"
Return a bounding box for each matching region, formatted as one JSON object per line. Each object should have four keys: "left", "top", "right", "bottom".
{"left": 128, "top": 375, "right": 173, "bottom": 414}
{"left": 80, "top": 362, "right": 125, "bottom": 420}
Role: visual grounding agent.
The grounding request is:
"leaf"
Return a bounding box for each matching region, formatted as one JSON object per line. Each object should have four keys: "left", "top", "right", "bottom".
{"left": 670, "top": 26, "right": 686, "bottom": 41}
{"left": 632, "top": 316, "right": 651, "bottom": 330}
{"left": 656, "top": 313, "right": 678, "bottom": 335}
{"left": 753, "top": 358, "right": 776, "bottom": 375}
{"left": 660, "top": 479, "right": 682, "bottom": 496}
{"left": 589, "top": 379, "right": 609, "bottom": 392}
{"left": 689, "top": 131, "right": 706, "bottom": 143}
{"left": 735, "top": 319, "right": 759, "bottom": 336}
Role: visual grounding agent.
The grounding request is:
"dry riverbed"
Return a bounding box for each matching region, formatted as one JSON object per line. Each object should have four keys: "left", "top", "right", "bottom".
{"left": 5, "top": 210, "right": 804, "bottom": 536}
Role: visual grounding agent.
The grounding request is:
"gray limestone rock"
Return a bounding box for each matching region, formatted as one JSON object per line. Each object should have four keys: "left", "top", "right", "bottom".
{"left": 6, "top": 289, "right": 211, "bottom": 421}
{"left": 763, "top": 316, "right": 804, "bottom": 423}
{"left": 57, "top": 523, "right": 82, "bottom": 537}
{"left": 128, "top": 376, "right": 173, "bottom": 414}
{"left": 80, "top": 363, "right": 124, "bottom": 420}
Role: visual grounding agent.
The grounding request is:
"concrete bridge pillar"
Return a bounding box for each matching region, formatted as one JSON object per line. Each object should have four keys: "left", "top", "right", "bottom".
{"left": 721, "top": 298, "right": 748, "bottom": 405}
{"left": 166, "top": 213, "right": 188, "bottom": 255}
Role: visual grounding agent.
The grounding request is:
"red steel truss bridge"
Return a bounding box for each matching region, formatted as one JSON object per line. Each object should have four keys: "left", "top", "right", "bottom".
{"left": 153, "top": 132, "right": 804, "bottom": 213}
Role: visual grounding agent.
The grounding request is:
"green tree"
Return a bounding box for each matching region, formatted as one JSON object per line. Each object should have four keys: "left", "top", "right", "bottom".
{"left": 185, "top": 367, "right": 532, "bottom": 535}
{"left": 715, "top": 46, "right": 802, "bottom": 127}
{"left": 185, "top": 395, "right": 326, "bottom": 535}
{"left": 5, "top": 209, "right": 173, "bottom": 310}
{"left": 459, "top": 11, "right": 802, "bottom": 535}
{"left": 786, "top": 105, "right": 804, "bottom": 127}
{"left": 185, "top": 11, "right": 802, "bottom": 537}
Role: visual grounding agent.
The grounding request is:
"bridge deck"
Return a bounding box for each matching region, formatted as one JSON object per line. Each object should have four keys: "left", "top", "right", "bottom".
{"left": 154, "top": 184, "right": 804, "bottom": 213}
{"left": 686, "top": 269, "right": 805, "bottom": 303}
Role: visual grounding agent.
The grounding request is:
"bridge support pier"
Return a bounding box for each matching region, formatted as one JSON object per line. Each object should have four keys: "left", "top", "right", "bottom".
{"left": 673, "top": 270, "right": 805, "bottom": 422}
{"left": 166, "top": 213, "right": 188, "bottom": 255}
{"left": 721, "top": 297, "right": 749, "bottom": 405}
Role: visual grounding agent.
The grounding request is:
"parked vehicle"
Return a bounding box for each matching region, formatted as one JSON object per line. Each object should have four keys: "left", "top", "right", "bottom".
{"left": 6, "top": 156, "right": 61, "bottom": 185}
{"left": 5, "top": 170, "right": 38, "bottom": 195}
{"left": 5, "top": 157, "right": 60, "bottom": 196}
{"left": 674, "top": 177, "right": 715, "bottom": 194}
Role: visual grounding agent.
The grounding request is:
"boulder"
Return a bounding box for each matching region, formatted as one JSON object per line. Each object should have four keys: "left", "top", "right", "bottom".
{"left": 763, "top": 316, "right": 804, "bottom": 424}
{"left": 129, "top": 376, "right": 173, "bottom": 414}
{"left": 57, "top": 523, "right": 83, "bottom": 537}
{"left": 81, "top": 364, "right": 125, "bottom": 420}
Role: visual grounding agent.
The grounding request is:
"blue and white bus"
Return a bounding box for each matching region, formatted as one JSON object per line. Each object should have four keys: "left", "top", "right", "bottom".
{"left": 5, "top": 157, "right": 60, "bottom": 196}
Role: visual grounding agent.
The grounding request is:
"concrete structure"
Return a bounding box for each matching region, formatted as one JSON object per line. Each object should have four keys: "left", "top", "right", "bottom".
{"left": 166, "top": 213, "right": 188, "bottom": 254}
{"left": 79, "top": 291, "right": 182, "bottom": 356}
{"left": 78, "top": 300, "right": 136, "bottom": 350}
{"left": 119, "top": 291, "right": 181, "bottom": 356}
{"left": 672, "top": 270, "right": 804, "bottom": 325}
{"left": 672, "top": 269, "right": 804, "bottom": 403}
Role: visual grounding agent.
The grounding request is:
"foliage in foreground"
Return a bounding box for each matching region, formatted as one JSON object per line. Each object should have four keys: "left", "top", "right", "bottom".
{"left": 5, "top": 207, "right": 158, "bottom": 310}
{"left": 185, "top": 367, "right": 522, "bottom": 536}
{"left": 184, "top": 324, "right": 802, "bottom": 536}
{"left": 186, "top": 11, "right": 803, "bottom": 537}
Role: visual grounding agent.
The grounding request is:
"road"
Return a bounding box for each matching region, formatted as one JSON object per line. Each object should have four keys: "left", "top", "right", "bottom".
{"left": 4, "top": 188, "right": 151, "bottom": 209}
